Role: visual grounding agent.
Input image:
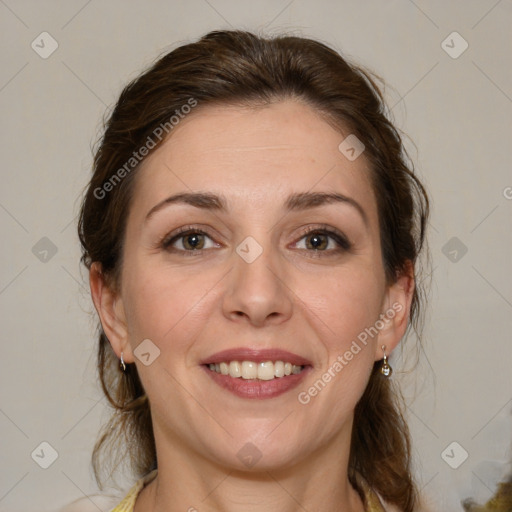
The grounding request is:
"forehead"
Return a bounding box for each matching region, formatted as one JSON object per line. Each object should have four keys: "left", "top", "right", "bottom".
{"left": 133, "top": 100, "right": 378, "bottom": 222}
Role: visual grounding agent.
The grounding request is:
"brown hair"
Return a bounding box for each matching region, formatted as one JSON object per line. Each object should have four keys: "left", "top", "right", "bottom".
{"left": 78, "top": 29, "right": 429, "bottom": 510}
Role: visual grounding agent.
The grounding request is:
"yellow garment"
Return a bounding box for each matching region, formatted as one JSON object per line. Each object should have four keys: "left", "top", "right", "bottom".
{"left": 109, "top": 470, "right": 389, "bottom": 512}
{"left": 109, "top": 470, "right": 157, "bottom": 511}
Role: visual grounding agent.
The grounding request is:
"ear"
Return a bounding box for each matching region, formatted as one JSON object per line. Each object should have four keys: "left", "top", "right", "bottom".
{"left": 374, "top": 261, "right": 415, "bottom": 361}
{"left": 89, "top": 262, "right": 134, "bottom": 363}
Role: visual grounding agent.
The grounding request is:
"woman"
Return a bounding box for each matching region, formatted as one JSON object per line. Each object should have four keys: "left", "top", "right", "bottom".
{"left": 73, "top": 29, "right": 430, "bottom": 511}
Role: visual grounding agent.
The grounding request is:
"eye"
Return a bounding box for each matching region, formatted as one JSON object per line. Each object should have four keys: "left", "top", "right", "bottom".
{"left": 293, "top": 226, "right": 351, "bottom": 254}
{"left": 162, "top": 227, "right": 219, "bottom": 253}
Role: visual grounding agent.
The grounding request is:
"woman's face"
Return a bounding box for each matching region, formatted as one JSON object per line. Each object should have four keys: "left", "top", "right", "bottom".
{"left": 98, "top": 99, "right": 411, "bottom": 471}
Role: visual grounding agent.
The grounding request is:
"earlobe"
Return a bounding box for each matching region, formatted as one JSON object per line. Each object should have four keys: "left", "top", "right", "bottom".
{"left": 375, "top": 264, "right": 415, "bottom": 361}
{"left": 89, "top": 263, "right": 134, "bottom": 363}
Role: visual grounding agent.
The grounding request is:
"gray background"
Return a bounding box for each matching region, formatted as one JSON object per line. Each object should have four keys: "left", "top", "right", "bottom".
{"left": 1, "top": 1, "right": 511, "bottom": 511}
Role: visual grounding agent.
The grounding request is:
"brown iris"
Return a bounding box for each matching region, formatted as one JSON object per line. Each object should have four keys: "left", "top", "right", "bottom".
{"left": 305, "top": 233, "right": 328, "bottom": 250}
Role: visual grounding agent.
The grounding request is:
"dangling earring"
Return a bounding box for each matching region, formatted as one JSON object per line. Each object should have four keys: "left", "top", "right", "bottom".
{"left": 380, "top": 345, "right": 392, "bottom": 377}
{"left": 120, "top": 352, "right": 126, "bottom": 372}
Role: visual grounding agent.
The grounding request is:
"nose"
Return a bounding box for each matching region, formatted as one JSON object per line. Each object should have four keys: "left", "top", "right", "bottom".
{"left": 222, "top": 239, "right": 293, "bottom": 327}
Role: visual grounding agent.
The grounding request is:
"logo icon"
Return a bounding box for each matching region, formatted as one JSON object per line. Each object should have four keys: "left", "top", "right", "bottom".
{"left": 338, "top": 134, "right": 365, "bottom": 161}
{"left": 442, "top": 236, "right": 468, "bottom": 263}
{"left": 31, "top": 32, "right": 59, "bottom": 59}
{"left": 236, "top": 442, "right": 263, "bottom": 468}
{"left": 441, "top": 32, "right": 469, "bottom": 59}
{"left": 441, "top": 441, "right": 468, "bottom": 469}
{"left": 32, "top": 237, "right": 58, "bottom": 263}
{"left": 31, "top": 441, "right": 59, "bottom": 469}
{"left": 134, "top": 339, "right": 161, "bottom": 366}
{"left": 236, "top": 236, "right": 263, "bottom": 264}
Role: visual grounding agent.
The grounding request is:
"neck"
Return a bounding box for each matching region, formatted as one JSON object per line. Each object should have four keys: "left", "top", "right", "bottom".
{"left": 135, "top": 423, "right": 365, "bottom": 512}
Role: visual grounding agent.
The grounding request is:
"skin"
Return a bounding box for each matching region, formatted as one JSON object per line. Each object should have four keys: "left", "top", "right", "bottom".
{"left": 90, "top": 99, "right": 414, "bottom": 512}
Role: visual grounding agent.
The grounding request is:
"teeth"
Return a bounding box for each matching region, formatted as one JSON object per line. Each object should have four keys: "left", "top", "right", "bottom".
{"left": 208, "top": 360, "right": 304, "bottom": 380}
{"left": 257, "top": 361, "right": 274, "bottom": 381}
{"left": 274, "top": 361, "right": 285, "bottom": 378}
{"left": 241, "top": 361, "right": 258, "bottom": 379}
{"left": 292, "top": 365, "right": 302, "bottom": 375}
{"left": 229, "top": 361, "right": 241, "bottom": 378}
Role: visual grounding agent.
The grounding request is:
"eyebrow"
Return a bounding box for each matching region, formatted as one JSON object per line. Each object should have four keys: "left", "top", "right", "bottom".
{"left": 145, "top": 191, "right": 368, "bottom": 225}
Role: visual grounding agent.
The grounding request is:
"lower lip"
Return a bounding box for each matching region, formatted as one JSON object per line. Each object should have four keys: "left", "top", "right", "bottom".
{"left": 202, "top": 365, "right": 312, "bottom": 399}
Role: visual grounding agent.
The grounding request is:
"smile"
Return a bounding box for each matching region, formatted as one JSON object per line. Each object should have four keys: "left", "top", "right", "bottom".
{"left": 208, "top": 360, "right": 304, "bottom": 380}
{"left": 202, "top": 362, "right": 311, "bottom": 399}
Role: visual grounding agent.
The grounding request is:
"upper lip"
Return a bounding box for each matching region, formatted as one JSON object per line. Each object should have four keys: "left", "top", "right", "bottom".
{"left": 200, "top": 348, "right": 312, "bottom": 366}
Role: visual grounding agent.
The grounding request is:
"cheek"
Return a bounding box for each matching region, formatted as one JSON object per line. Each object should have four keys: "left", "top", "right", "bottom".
{"left": 284, "top": 273, "right": 382, "bottom": 447}
{"left": 121, "top": 260, "right": 222, "bottom": 355}
{"left": 294, "top": 267, "right": 382, "bottom": 403}
{"left": 298, "top": 266, "right": 384, "bottom": 346}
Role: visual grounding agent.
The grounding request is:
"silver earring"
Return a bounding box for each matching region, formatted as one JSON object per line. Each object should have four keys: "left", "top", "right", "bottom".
{"left": 120, "top": 352, "right": 126, "bottom": 372}
{"left": 380, "top": 345, "right": 392, "bottom": 377}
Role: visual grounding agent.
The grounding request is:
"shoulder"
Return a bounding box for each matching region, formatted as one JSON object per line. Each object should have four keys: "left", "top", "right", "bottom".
{"left": 377, "top": 498, "right": 435, "bottom": 512}
{"left": 59, "top": 470, "right": 157, "bottom": 512}
{"left": 378, "top": 499, "right": 435, "bottom": 512}
{"left": 354, "top": 473, "right": 433, "bottom": 512}
{"left": 58, "top": 495, "right": 118, "bottom": 512}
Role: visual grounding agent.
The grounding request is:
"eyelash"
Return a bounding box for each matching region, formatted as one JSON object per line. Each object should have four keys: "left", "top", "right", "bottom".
{"left": 295, "top": 225, "right": 352, "bottom": 256}
{"left": 161, "top": 226, "right": 218, "bottom": 257}
{"left": 160, "top": 224, "right": 352, "bottom": 257}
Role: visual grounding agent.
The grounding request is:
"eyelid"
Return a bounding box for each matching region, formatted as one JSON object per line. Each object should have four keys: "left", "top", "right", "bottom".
{"left": 160, "top": 225, "right": 220, "bottom": 251}
{"left": 292, "top": 224, "right": 352, "bottom": 251}
{"left": 160, "top": 223, "right": 351, "bottom": 255}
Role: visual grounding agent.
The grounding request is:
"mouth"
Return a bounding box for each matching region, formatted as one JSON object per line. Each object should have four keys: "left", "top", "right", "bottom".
{"left": 205, "top": 360, "right": 306, "bottom": 380}
{"left": 200, "top": 348, "right": 312, "bottom": 399}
